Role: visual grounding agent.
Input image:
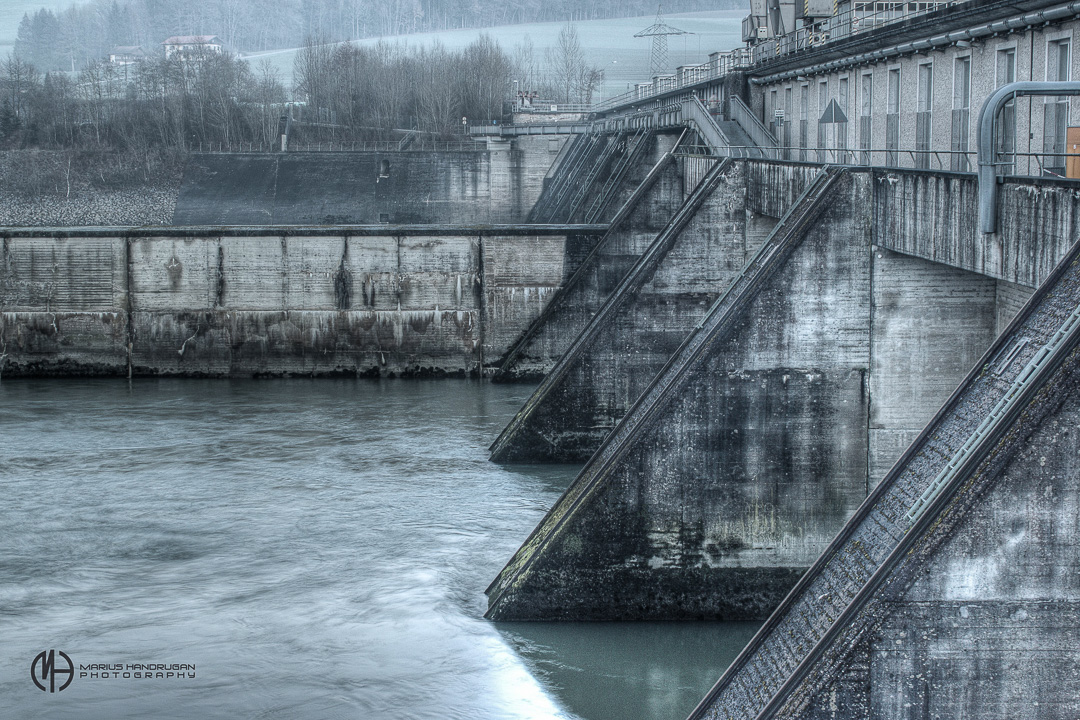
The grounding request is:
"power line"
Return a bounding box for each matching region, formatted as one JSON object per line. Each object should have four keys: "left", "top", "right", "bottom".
{"left": 634, "top": 4, "right": 690, "bottom": 76}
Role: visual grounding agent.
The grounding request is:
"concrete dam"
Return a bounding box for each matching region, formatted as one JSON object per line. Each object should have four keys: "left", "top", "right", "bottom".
{"left": 5, "top": 1, "right": 1080, "bottom": 718}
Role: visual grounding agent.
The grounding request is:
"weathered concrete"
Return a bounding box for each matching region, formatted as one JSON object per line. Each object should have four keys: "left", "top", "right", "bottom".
{"left": 486, "top": 169, "right": 864, "bottom": 620}
{"left": 490, "top": 158, "right": 743, "bottom": 462}
{"left": 690, "top": 235, "right": 1080, "bottom": 720}
{"left": 485, "top": 165, "right": 1041, "bottom": 620}
{"left": 0, "top": 226, "right": 602, "bottom": 378}
{"left": 874, "top": 170, "right": 1079, "bottom": 288}
{"left": 867, "top": 246, "right": 999, "bottom": 484}
{"left": 490, "top": 163, "right": 1037, "bottom": 470}
{"left": 491, "top": 137, "right": 687, "bottom": 380}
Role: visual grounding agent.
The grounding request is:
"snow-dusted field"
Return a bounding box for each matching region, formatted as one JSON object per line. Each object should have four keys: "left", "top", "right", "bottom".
{"left": 243, "top": 10, "right": 745, "bottom": 98}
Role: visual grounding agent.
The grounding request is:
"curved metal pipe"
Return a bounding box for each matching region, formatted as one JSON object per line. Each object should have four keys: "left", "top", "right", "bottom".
{"left": 977, "top": 81, "right": 1080, "bottom": 233}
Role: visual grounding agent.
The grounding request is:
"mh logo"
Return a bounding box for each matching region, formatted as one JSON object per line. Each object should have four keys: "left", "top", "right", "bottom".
{"left": 30, "top": 650, "right": 74, "bottom": 692}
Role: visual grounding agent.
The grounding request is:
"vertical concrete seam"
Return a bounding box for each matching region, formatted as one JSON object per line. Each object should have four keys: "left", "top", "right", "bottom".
{"left": 215, "top": 242, "right": 225, "bottom": 309}
{"left": 125, "top": 235, "right": 134, "bottom": 379}
{"left": 866, "top": 244, "right": 876, "bottom": 497}
{"left": 280, "top": 235, "right": 288, "bottom": 313}
{"left": 395, "top": 235, "right": 402, "bottom": 307}
{"left": 334, "top": 236, "right": 351, "bottom": 311}
{"left": 476, "top": 234, "right": 487, "bottom": 377}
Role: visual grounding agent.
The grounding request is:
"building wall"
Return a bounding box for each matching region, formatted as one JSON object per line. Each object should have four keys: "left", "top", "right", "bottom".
{"left": 754, "top": 17, "right": 1080, "bottom": 174}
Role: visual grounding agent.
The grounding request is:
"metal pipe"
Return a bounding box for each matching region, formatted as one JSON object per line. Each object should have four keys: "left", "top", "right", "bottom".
{"left": 977, "top": 81, "right": 1080, "bottom": 233}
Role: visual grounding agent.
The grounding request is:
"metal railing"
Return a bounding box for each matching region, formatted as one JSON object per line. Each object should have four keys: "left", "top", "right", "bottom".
{"left": 669, "top": 142, "right": 1080, "bottom": 178}
{"left": 682, "top": 97, "right": 731, "bottom": 154}
{"left": 194, "top": 140, "right": 487, "bottom": 153}
{"left": 513, "top": 102, "right": 592, "bottom": 113}
{"left": 592, "top": 47, "right": 752, "bottom": 113}
{"left": 589, "top": 2, "right": 968, "bottom": 116}
{"left": 750, "top": 2, "right": 965, "bottom": 63}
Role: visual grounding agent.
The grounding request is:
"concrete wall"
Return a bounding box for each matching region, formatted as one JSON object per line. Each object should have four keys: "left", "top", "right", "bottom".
{"left": 0, "top": 228, "right": 588, "bottom": 378}
{"left": 174, "top": 152, "right": 498, "bottom": 225}
{"left": 487, "top": 172, "right": 873, "bottom": 620}
{"left": 689, "top": 237, "right": 1080, "bottom": 720}
{"left": 173, "top": 138, "right": 571, "bottom": 227}
{"left": 873, "top": 170, "right": 1079, "bottom": 287}
{"left": 867, "top": 247, "right": 999, "bottom": 484}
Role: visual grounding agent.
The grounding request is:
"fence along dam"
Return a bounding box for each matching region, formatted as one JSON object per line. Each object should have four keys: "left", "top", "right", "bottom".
{"left": 4, "top": 1, "right": 1080, "bottom": 718}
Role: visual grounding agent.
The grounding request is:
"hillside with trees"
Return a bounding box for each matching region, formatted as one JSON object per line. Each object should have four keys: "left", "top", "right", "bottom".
{"left": 13, "top": 0, "right": 747, "bottom": 72}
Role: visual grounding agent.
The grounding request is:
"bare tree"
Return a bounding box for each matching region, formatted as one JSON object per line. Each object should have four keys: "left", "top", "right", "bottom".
{"left": 544, "top": 22, "right": 598, "bottom": 104}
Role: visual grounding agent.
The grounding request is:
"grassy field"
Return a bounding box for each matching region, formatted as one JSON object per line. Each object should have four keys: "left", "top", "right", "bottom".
{"left": 243, "top": 10, "right": 745, "bottom": 100}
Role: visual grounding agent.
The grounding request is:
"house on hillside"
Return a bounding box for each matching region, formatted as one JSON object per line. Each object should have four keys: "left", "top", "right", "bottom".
{"left": 162, "top": 35, "right": 226, "bottom": 59}
{"left": 108, "top": 46, "right": 146, "bottom": 65}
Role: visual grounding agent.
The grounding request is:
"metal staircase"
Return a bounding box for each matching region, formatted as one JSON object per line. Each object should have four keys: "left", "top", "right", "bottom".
{"left": 682, "top": 97, "right": 734, "bottom": 155}
{"left": 529, "top": 132, "right": 625, "bottom": 224}
{"left": 526, "top": 132, "right": 598, "bottom": 223}
{"left": 489, "top": 156, "right": 731, "bottom": 460}
{"left": 579, "top": 128, "right": 652, "bottom": 224}
{"left": 491, "top": 142, "right": 680, "bottom": 381}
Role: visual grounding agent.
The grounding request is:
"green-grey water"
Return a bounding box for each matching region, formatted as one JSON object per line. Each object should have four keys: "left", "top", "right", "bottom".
{"left": 0, "top": 378, "right": 757, "bottom": 719}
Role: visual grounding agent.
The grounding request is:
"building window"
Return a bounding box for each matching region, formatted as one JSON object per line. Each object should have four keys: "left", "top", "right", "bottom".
{"left": 859, "top": 73, "right": 873, "bottom": 165}
{"left": 1044, "top": 38, "right": 1071, "bottom": 176}
{"left": 838, "top": 77, "right": 849, "bottom": 160}
{"left": 886, "top": 68, "right": 900, "bottom": 167}
{"left": 769, "top": 89, "right": 778, "bottom": 139}
{"left": 817, "top": 79, "right": 828, "bottom": 163}
{"left": 951, "top": 56, "right": 971, "bottom": 171}
{"left": 916, "top": 62, "right": 933, "bottom": 169}
{"left": 800, "top": 84, "right": 809, "bottom": 162}
{"left": 996, "top": 48, "right": 1017, "bottom": 175}
{"left": 784, "top": 86, "right": 793, "bottom": 160}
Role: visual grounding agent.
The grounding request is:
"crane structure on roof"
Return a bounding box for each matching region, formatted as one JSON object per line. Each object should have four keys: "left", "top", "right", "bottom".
{"left": 635, "top": 5, "right": 691, "bottom": 76}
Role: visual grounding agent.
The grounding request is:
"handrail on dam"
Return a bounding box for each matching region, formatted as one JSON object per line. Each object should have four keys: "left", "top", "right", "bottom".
{"left": 976, "top": 81, "right": 1080, "bottom": 234}
{"left": 0, "top": 224, "right": 610, "bottom": 238}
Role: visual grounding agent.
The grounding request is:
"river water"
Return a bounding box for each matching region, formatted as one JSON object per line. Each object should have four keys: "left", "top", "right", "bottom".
{"left": 0, "top": 378, "right": 757, "bottom": 719}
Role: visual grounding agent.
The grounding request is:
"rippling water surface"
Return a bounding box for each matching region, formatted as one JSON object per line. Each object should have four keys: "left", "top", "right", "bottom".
{"left": 0, "top": 379, "right": 757, "bottom": 719}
